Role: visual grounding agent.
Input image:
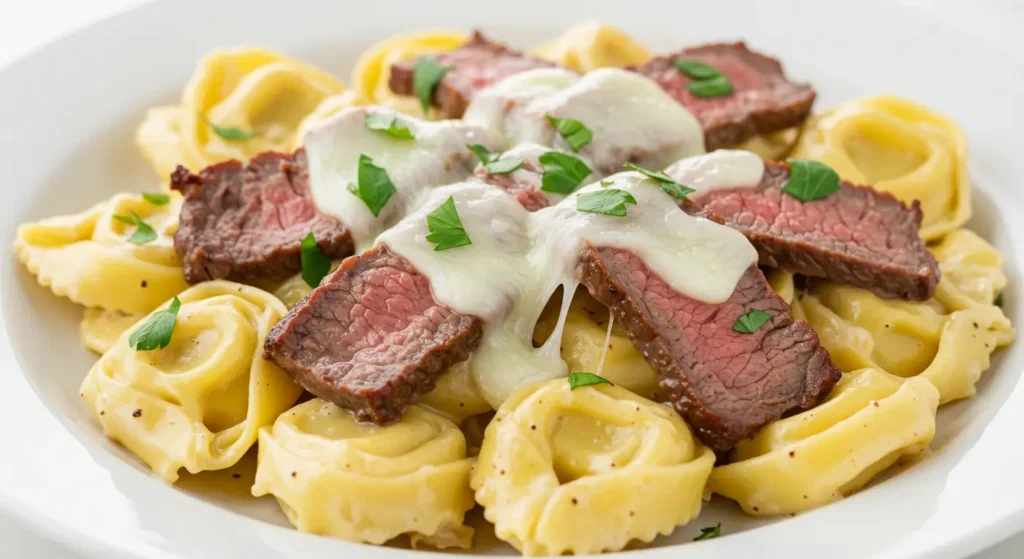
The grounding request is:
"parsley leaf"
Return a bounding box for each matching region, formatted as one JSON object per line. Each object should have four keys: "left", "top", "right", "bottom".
{"left": 413, "top": 57, "right": 452, "bottom": 113}
{"left": 624, "top": 162, "right": 695, "bottom": 200}
{"left": 545, "top": 114, "right": 593, "bottom": 152}
{"left": 364, "top": 112, "right": 414, "bottom": 140}
{"left": 539, "top": 151, "right": 592, "bottom": 194}
{"left": 568, "top": 372, "right": 612, "bottom": 390}
{"left": 599, "top": 179, "right": 613, "bottom": 187}
{"left": 688, "top": 75, "right": 734, "bottom": 98}
{"left": 577, "top": 189, "right": 637, "bottom": 217}
{"left": 733, "top": 309, "right": 771, "bottom": 333}
{"left": 113, "top": 211, "right": 158, "bottom": 245}
{"left": 693, "top": 523, "right": 721, "bottom": 541}
{"left": 202, "top": 116, "right": 257, "bottom": 140}
{"left": 673, "top": 59, "right": 721, "bottom": 80}
{"left": 426, "top": 195, "right": 472, "bottom": 251}
{"left": 485, "top": 157, "right": 523, "bottom": 175}
{"left": 300, "top": 233, "right": 332, "bottom": 288}
{"left": 347, "top": 154, "right": 397, "bottom": 217}
{"left": 995, "top": 293, "right": 1005, "bottom": 308}
{"left": 782, "top": 159, "right": 841, "bottom": 202}
{"left": 129, "top": 297, "right": 181, "bottom": 351}
{"left": 142, "top": 192, "right": 171, "bottom": 206}
{"left": 467, "top": 144, "right": 499, "bottom": 165}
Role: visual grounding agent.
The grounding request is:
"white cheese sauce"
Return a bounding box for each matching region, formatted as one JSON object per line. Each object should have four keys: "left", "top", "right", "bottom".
{"left": 664, "top": 149, "right": 766, "bottom": 193}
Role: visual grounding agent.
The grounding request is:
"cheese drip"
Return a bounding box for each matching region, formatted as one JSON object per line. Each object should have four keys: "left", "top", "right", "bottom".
{"left": 378, "top": 154, "right": 760, "bottom": 407}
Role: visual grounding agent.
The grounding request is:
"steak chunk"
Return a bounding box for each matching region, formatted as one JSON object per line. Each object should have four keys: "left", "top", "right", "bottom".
{"left": 388, "top": 30, "right": 558, "bottom": 119}
{"left": 631, "top": 42, "right": 815, "bottom": 150}
{"left": 578, "top": 246, "right": 841, "bottom": 451}
{"left": 171, "top": 150, "right": 352, "bottom": 283}
{"left": 688, "top": 161, "right": 940, "bottom": 300}
{"left": 263, "top": 244, "right": 483, "bottom": 424}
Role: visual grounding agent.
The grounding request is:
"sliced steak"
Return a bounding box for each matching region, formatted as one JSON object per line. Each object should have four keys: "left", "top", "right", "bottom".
{"left": 688, "top": 161, "right": 940, "bottom": 300}
{"left": 631, "top": 42, "right": 815, "bottom": 150}
{"left": 171, "top": 150, "right": 352, "bottom": 283}
{"left": 263, "top": 244, "right": 483, "bottom": 424}
{"left": 388, "top": 30, "right": 558, "bottom": 119}
{"left": 578, "top": 245, "right": 841, "bottom": 451}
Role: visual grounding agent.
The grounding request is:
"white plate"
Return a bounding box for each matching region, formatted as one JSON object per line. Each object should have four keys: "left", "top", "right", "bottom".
{"left": 1, "top": 0, "right": 1023, "bottom": 557}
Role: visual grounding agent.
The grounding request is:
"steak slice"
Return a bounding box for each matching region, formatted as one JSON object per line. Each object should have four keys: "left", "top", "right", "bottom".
{"left": 171, "top": 150, "right": 352, "bottom": 283}
{"left": 688, "top": 161, "right": 940, "bottom": 300}
{"left": 388, "top": 30, "right": 558, "bottom": 119}
{"left": 578, "top": 245, "right": 841, "bottom": 451}
{"left": 631, "top": 42, "right": 815, "bottom": 150}
{"left": 263, "top": 244, "right": 483, "bottom": 424}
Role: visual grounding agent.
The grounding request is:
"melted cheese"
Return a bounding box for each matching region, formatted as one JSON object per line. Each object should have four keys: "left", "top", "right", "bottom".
{"left": 664, "top": 149, "right": 765, "bottom": 192}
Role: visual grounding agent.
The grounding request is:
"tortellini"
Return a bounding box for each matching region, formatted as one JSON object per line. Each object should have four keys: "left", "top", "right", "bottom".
{"left": 792, "top": 95, "right": 969, "bottom": 240}
{"left": 15, "top": 193, "right": 187, "bottom": 314}
{"left": 351, "top": 31, "right": 468, "bottom": 118}
{"left": 473, "top": 379, "right": 714, "bottom": 556}
{"left": 532, "top": 22, "right": 651, "bottom": 72}
{"left": 80, "top": 308, "right": 144, "bottom": 354}
{"left": 418, "top": 362, "right": 493, "bottom": 424}
{"left": 252, "top": 399, "right": 475, "bottom": 548}
{"left": 136, "top": 48, "right": 343, "bottom": 178}
{"left": 709, "top": 369, "right": 939, "bottom": 515}
{"left": 792, "top": 229, "right": 1014, "bottom": 404}
{"left": 80, "top": 282, "right": 302, "bottom": 482}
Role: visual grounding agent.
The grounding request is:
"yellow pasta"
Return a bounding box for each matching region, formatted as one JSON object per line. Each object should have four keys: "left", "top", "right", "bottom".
{"left": 792, "top": 95, "right": 969, "bottom": 240}
{"left": 532, "top": 22, "right": 651, "bottom": 72}
{"left": 80, "top": 282, "right": 303, "bottom": 482}
{"left": 15, "top": 193, "right": 188, "bottom": 314}
{"left": 252, "top": 399, "right": 475, "bottom": 548}
{"left": 289, "top": 90, "right": 364, "bottom": 150}
{"left": 418, "top": 362, "right": 493, "bottom": 424}
{"left": 80, "top": 308, "right": 145, "bottom": 354}
{"left": 708, "top": 369, "right": 939, "bottom": 516}
{"left": 732, "top": 127, "right": 800, "bottom": 161}
{"left": 351, "top": 30, "right": 468, "bottom": 118}
{"left": 473, "top": 379, "right": 714, "bottom": 556}
{"left": 136, "top": 47, "right": 343, "bottom": 178}
{"left": 790, "top": 230, "right": 1013, "bottom": 404}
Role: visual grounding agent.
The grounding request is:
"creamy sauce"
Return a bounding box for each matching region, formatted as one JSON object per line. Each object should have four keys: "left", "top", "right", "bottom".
{"left": 463, "top": 68, "right": 705, "bottom": 174}
{"left": 304, "top": 106, "right": 499, "bottom": 250}
{"left": 663, "top": 149, "right": 766, "bottom": 193}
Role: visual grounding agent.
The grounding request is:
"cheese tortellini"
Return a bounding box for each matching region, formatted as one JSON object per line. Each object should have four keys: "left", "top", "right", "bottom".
{"left": 532, "top": 22, "right": 651, "bottom": 72}
{"left": 136, "top": 48, "right": 343, "bottom": 178}
{"left": 15, "top": 193, "right": 187, "bottom": 314}
{"left": 253, "top": 399, "right": 475, "bottom": 548}
{"left": 709, "top": 369, "right": 939, "bottom": 515}
{"left": 80, "top": 282, "right": 303, "bottom": 482}
{"left": 80, "top": 308, "right": 145, "bottom": 354}
{"left": 473, "top": 379, "right": 714, "bottom": 556}
{"left": 792, "top": 95, "right": 969, "bottom": 240}
{"left": 418, "top": 362, "right": 493, "bottom": 424}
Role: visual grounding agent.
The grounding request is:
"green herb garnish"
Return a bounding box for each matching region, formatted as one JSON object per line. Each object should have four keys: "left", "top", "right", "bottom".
{"left": 113, "top": 211, "right": 158, "bottom": 245}
{"left": 733, "top": 309, "right": 771, "bottom": 333}
{"left": 202, "top": 116, "right": 257, "bottom": 140}
{"left": 413, "top": 57, "right": 452, "bottom": 113}
{"left": 485, "top": 157, "right": 523, "bottom": 175}
{"left": 467, "top": 144, "right": 499, "bottom": 165}
{"left": 624, "top": 162, "right": 695, "bottom": 200}
{"left": 693, "top": 523, "right": 721, "bottom": 541}
{"left": 545, "top": 114, "right": 593, "bottom": 152}
{"left": 781, "top": 159, "right": 841, "bottom": 202}
{"left": 142, "top": 192, "right": 171, "bottom": 206}
{"left": 539, "top": 151, "right": 592, "bottom": 194}
{"left": 688, "top": 75, "right": 734, "bottom": 98}
{"left": 426, "top": 195, "right": 472, "bottom": 251}
{"left": 673, "top": 59, "right": 721, "bottom": 80}
{"left": 995, "top": 293, "right": 1005, "bottom": 308}
{"left": 599, "top": 179, "right": 613, "bottom": 187}
{"left": 300, "top": 233, "right": 332, "bottom": 288}
{"left": 364, "top": 112, "right": 414, "bottom": 140}
{"left": 568, "top": 372, "right": 612, "bottom": 390}
{"left": 129, "top": 297, "right": 181, "bottom": 351}
{"left": 577, "top": 189, "right": 637, "bottom": 217}
{"left": 347, "top": 154, "right": 397, "bottom": 217}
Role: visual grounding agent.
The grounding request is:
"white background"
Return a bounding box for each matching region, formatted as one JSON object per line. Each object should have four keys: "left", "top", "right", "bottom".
{"left": 0, "top": 0, "right": 1020, "bottom": 557}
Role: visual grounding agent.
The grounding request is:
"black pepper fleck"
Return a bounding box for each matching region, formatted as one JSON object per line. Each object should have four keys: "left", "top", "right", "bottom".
{"left": 132, "top": 409, "right": 142, "bottom": 418}
{"left": 291, "top": 471, "right": 297, "bottom": 477}
{"left": 788, "top": 451, "right": 795, "bottom": 457}
{"left": 232, "top": 473, "right": 241, "bottom": 479}
{"left": 140, "top": 280, "right": 148, "bottom": 288}
{"left": 571, "top": 498, "right": 578, "bottom": 505}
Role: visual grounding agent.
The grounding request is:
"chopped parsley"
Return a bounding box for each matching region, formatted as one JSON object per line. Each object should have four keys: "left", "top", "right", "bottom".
{"left": 413, "top": 57, "right": 452, "bottom": 113}
{"left": 568, "top": 372, "right": 612, "bottom": 390}
{"left": 300, "top": 233, "right": 332, "bottom": 288}
{"left": 781, "top": 159, "right": 841, "bottom": 202}
{"left": 467, "top": 144, "right": 499, "bottom": 165}
{"left": 142, "top": 192, "right": 171, "bottom": 206}
{"left": 364, "top": 112, "right": 414, "bottom": 139}
{"left": 733, "top": 309, "right": 772, "bottom": 333}
{"left": 673, "top": 58, "right": 734, "bottom": 98}
{"left": 995, "top": 293, "right": 1005, "bottom": 308}
{"left": 113, "top": 211, "right": 158, "bottom": 245}
{"left": 485, "top": 157, "right": 523, "bottom": 175}
{"left": 129, "top": 297, "right": 181, "bottom": 351}
{"left": 347, "top": 154, "right": 397, "bottom": 217}
{"left": 202, "top": 116, "right": 257, "bottom": 140}
{"left": 693, "top": 523, "right": 721, "bottom": 541}
{"left": 426, "top": 195, "right": 472, "bottom": 251}
{"left": 577, "top": 189, "right": 637, "bottom": 217}
{"left": 673, "top": 59, "right": 721, "bottom": 80}
{"left": 539, "top": 151, "right": 592, "bottom": 194}
{"left": 624, "top": 162, "right": 694, "bottom": 200}
{"left": 546, "top": 114, "right": 593, "bottom": 152}
{"left": 599, "top": 179, "right": 614, "bottom": 187}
